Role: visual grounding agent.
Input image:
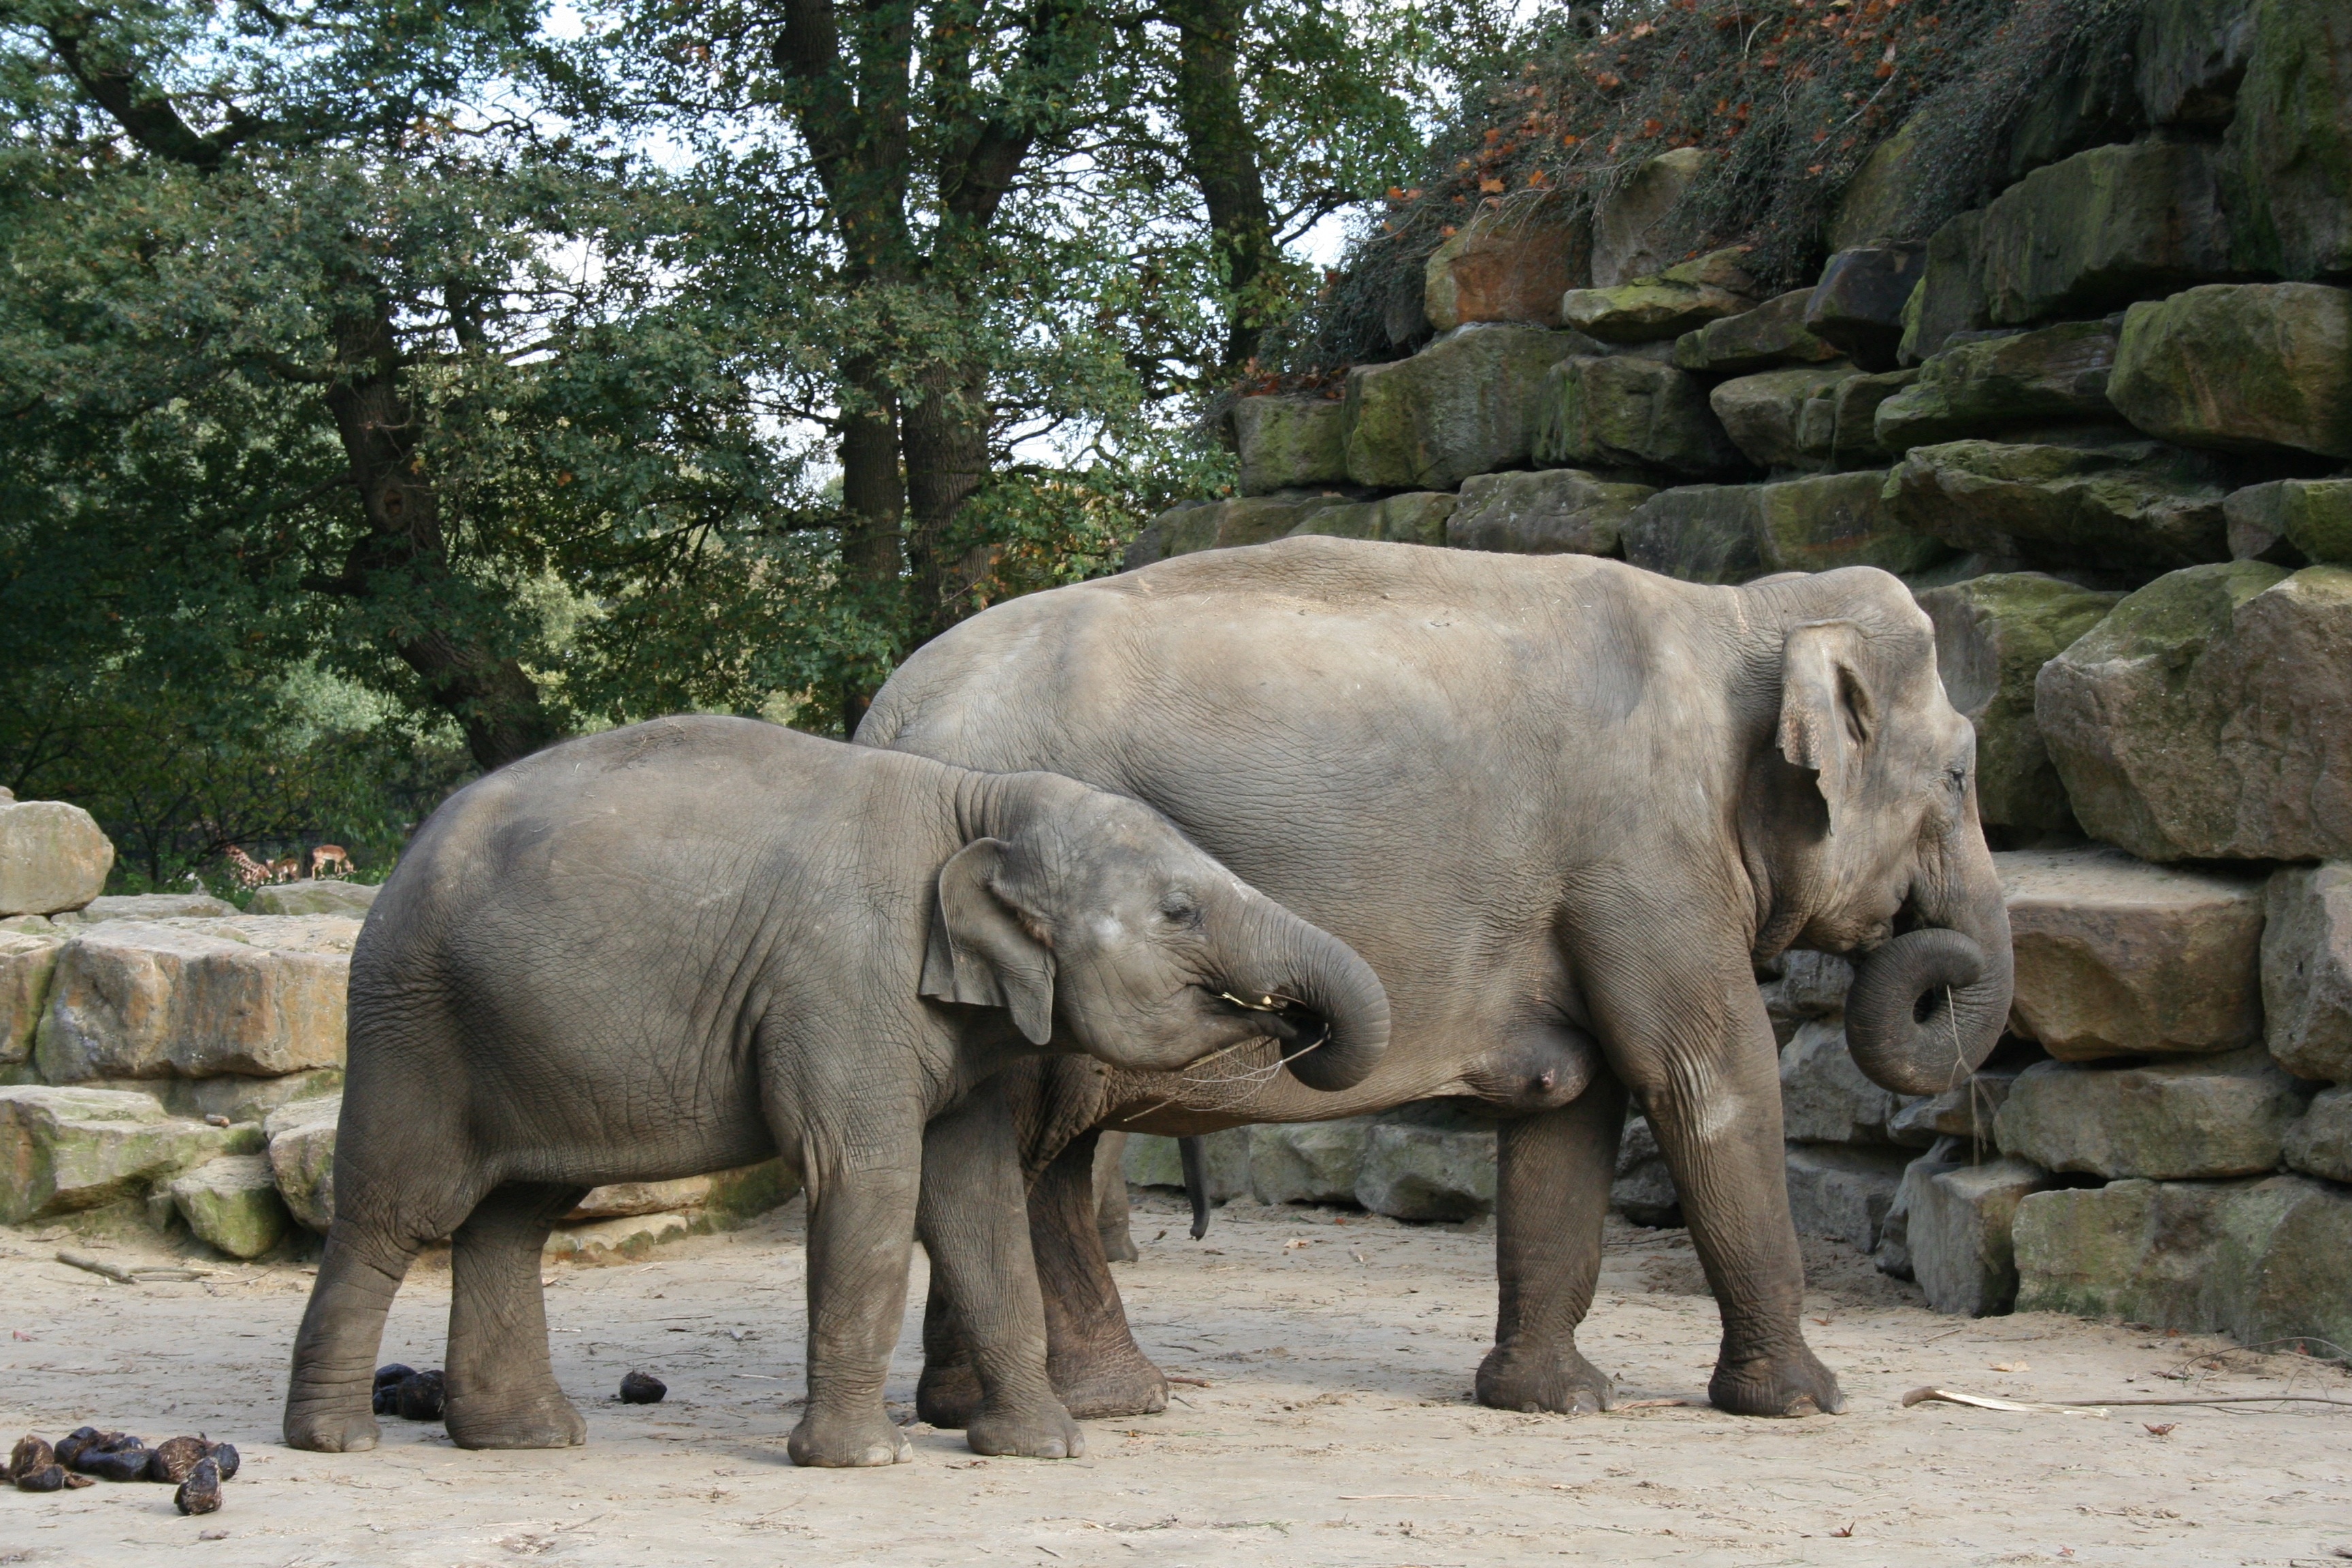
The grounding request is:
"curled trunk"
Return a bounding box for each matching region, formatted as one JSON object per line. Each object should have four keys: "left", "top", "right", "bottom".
{"left": 1218, "top": 900, "right": 1390, "bottom": 1092}
{"left": 1842, "top": 834, "right": 2014, "bottom": 1096}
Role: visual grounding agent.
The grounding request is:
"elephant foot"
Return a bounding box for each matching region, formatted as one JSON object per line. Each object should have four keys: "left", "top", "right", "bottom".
{"left": 916, "top": 1361, "right": 983, "bottom": 1429}
{"left": 1049, "top": 1345, "right": 1169, "bottom": 1420}
{"left": 445, "top": 1386, "right": 588, "bottom": 1450}
{"left": 787, "top": 1408, "right": 914, "bottom": 1467}
{"left": 1708, "top": 1345, "right": 1847, "bottom": 1418}
{"left": 966, "top": 1397, "right": 1086, "bottom": 1460}
{"left": 1475, "top": 1341, "right": 1615, "bottom": 1415}
{"left": 1098, "top": 1225, "right": 1139, "bottom": 1264}
{"left": 283, "top": 1403, "right": 380, "bottom": 1453}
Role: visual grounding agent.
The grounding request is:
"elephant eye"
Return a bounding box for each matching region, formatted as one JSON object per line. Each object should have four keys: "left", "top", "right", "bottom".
{"left": 1158, "top": 893, "right": 1200, "bottom": 926}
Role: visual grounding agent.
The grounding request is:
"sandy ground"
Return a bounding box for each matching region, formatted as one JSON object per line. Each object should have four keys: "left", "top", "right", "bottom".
{"left": 3, "top": 1190, "right": 2349, "bottom": 1568}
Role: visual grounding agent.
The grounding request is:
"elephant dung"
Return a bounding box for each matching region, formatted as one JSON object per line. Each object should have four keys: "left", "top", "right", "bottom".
{"left": 1620, "top": 485, "right": 1765, "bottom": 584}
{"left": 1612, "top": 1116, "right": 1680, "bottom": 1228}
{"left": 246, "top": 879, "right": 379, "bottom": 917}
{"left": 1995, "top": 846, "right": 2266, "bottom": 1060}
{"left": 1232, "top": 397, "right": 1350, "bottom": 495}
{"left": 1884, "top": 437, "right": 2232, "bottom": 573}
{"left": 1782, "top": 1143, "right": 1910, "bottom": 1251}
{"left": 0, "top": 1086, "right": 255, "bottom": 1224}
{"left": 2217, "top": 0, "right": 2352, "bottom": 280}
{"left": 1422, "top": 201, "right": 1590, "bottom": 332}
{"left": 2013, "top": 1174, "right": 2352, "bottom": 1352}
{"left": 1354, "top": 1122, "right": 1495, "bottom": 1222}
{"left": 1918, "top": 574, "right": 2123, "bottom": 834}
{"left": 263, "top": 1092, "right": 341, "bottom": 1233}
{"left": 0, "top": 800, "right": 114, "bottom": 918}
{"left": 1123, "top": 1129, "right": 1250, "bottom": 1201}
{"left": 1976, "top": 142, "right": 2233, "bottom": 325}
{"left": 1754, "top": 470, "right": 1950, "bottom": 576}
{"left": 1446, "top": 469, "right": 1653, "bottom": 557}
{"left": 2110, "top": 284, "right": 2352, "bottom": 459}
{"left": 1709, "top": 363, "right": 1858, "bottom": 472}
{"left": 1874, "top": 321, "right": 2121, "bottom": 454}
{"left": 2036, "top": 563, "right": 2352, "bottom": 862}
{"left": 2225, "top": 479, "right": 2352, "bottom": 566}
{"left": 1560, "top": 248, "right": 1758, "bottom": 344}
{"left": 1905, "top": 1156, "right": 2052, "bottom": 1318}
{"left": 1779, "top": 1021, "right": 1917, "bottom": 1147}
{"left": 2264, "top": 864, "right": 2352, "bottom": 1083}
{"left": 1, "top": 930, "right": 63, "bottom": 1066}
{"left": 1994, "top": 1049, "right": 2316, "bottom": 1179}
{"left": 2283, "top": 1085, "right": 2352, "bottom": 1183}
{"left": 1247, "top": 1120, "right": 1371, "bottom": 1207}
{"left": 34, "top": 917, "right": 359, "bottom": 1083}
{"left": 1343, "top": 325, "right": 1586, "bottom": 491}
{"left": 1673, "top": 289, "right": 1842, "bottom": 374}
{"left": 169, "top": 1154, "right": 290, "bottom": 1260}
{"left": 1533, "top": 355, "right": 1744, "bottom": 478}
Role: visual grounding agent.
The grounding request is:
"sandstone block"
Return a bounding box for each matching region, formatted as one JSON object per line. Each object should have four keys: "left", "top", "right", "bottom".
{"left": 544, "top": 1211, "right": 691, "bottom": 1264}
{"left": 1621, "top": 485, "right": 1765, "bottom": 583}
{"left": 1885, "top": 438, "right": 2231, "bottom": 572}
{"left": 2218, "top": 0, "right": 2352, "bottom": 280}
{"left": 2261, "top": 864, "right": 2352, "bottom": 1083}
{"left": 1997, "top": 846, "right": 2266, "bottom": 1060}
{"left": 1978, "top": 143, "right": 2233, "bottom": 325}
{"left": 1233, "top": 397, "right": 1350, "bottom": 495}
{"left": 35, "top": 918, "right": 355, "bottom": 1083}
{"left": 1899, "top": 212, "right": 1988, "bottom": 365}
{"left": 1875, "top": 321, "right": 2119, "bottom": 453}
{"left": 1917, "top": 574, "right": 2123, "bottom": 833}
{"left": 1673, "top": 290, "right": 1841, "bottom": 374}
{"left": 2225, "top": 479, "right": 2352, "bottom": 567}
{"left": 1887, "top": 1071, "right": 2020, "bottom": 1145}
{"left": 1448, "top": 469, "right": 1653, "bottom": 557}
{"left": 1561, "top": 248, "right": 1757, "bottom": 344}
{"left": 1424, "top": 202, "right": 1590, "bottom": 331}
{"left": 1780, "top": 1020, "right": 1910, "bottom": 1146}
{"left": 1345, "top": 326, "right": 1584, "bottom": 490}
{"left": 1356, "top": 1122, "right": 1495, "bottom": 1222}
{"left": 1995, "top": 1049, "right": 2315, "bottom": 1179}
{"left": 0, "top": 801, "right": 114, "bottom": 917}
{"left": 1535, "top": 355, "right": 1742, "bottom": 478}
{"left": 65, "top": 894, "right": 235, "bottom": 925}
{"left": 2138, "top": 0, "right": 2258, "bottom": 128}
{"left": 2110, "top": 283, "right": 2352, "bottom": 459}
{"left": 247, "top": 880, "right": 379, "bottom": 917}
{"left": 1, "top": 930, "right": 63, "bottom": 1066}
{"left": 1804, "top": 246, "right": 1925, "bottom": 372}
{"left": 2037, "top": 562, "right": 2352, "bottom": 861}
{"left": 264, "top": 1092, "right": 341, "bottom": 1232}
{"left": 170, "top": 1154, "right": 289, "bottom": 1259}
{"left": 1289, "top": 491, "right": 1456, "bottom": 547}
{"left": 568, "top": 1177, "right": 714, "bottom": 1221}
{"left": 1908, "top": 1156, "right": 2052, "bottom": 1316}
{"left": 1591, "top": 146, "right": 1708, "bottom": 288}
{"left": 1123, "top": 1128, "right": 1251, "bottom": 1202}
{"left": 1612, "top": 1115, "right": 1681, "bottom": 1227}
{"left": 2283, "top": 1084, "right": 2352, "bottom": 1182}
{"left": 2014, "top": 1173, "right": 2352, "bottom": 1350}
{"left": 1755, "top": 470, "right": 1949, "bottom": 575}
{"left": 1783, "top": 1143, "right": 1910, "bottom": 1250}
{"left": 1822, "top": 370, "right": 1916, "bottom": 468}
{"left": 1710, "top": 364, "right": 1860, "bottom": 472}
{"left": 1248, "top": 1120, "right": 1371, "bottom": 1207}
{"left": 0, "top": 1085, "right": 255, "bottom": 1223}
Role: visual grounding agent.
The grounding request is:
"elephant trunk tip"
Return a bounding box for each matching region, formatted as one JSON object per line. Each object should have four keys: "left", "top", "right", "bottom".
{"left": 1842, "top": 926, "right": 2010, "bottom": 1097}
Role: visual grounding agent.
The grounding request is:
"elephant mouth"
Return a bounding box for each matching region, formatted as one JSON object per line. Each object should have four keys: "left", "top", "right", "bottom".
{"left": 1209, "top": 988, "right": 1332, "bottom": 1064}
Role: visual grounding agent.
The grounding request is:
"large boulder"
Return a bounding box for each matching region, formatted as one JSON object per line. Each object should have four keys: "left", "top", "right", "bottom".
{"left": 2217, "top": 0, "right": 2352, "bottom": 281}
{"left": 1447, "top": 469, "right": 1653, "bottom": 557}
{"left": 1560, "top": 249, "right": 1757, "bottom": 344}
{"left": 1754, "top": 470, "right": 1949, "bottom": 575}
{"left": 2138, "top": 0, "right": 2259, "bottom": 128}
{"left": 34, "top": 917, "right": 357, "bottom": 1083}
{"left": 1916, "top": 574, "right": 2123, "bottom": 833}
{"left": 1779, "top": 1021, "right": 1911, "bottom": 1146}
{"left": 2225, "top": 478, "right": 2352, "bottom": 566}
{"left": 1673, "top": 289, "right": 1842, "bottom": 374}
{"left": 1289, "top": 491, "right": 1456, "bottom": 547}
{"left": 2013, "top": 1173, "right": 2352, "bottom": 1350}
{"left": 1535, "top": 355, "right": 1743, "bottom": 478}
{"left": 1249, "top": 1120, "right": 1372, "bottom": 1207}
{"left": 1, "top": 929, "right": 63, "bottom": 1066}
{"left": 1995, "top": 1049, "right": 2316, "bottom": 1179}
{"left": 0, "top": 1085, "right": 255, "bottom": 1223}
{"left": 0, "top": 800, "right": 114, "bottom": 917}
{"left": 169, "top": 1154, "right": 290, "bottom": 1259}
{"left": 2109, "top": 283, "right": 2352, "bottom": 459}
{"left": 1976, "top": 142, "right": 2234, "bottom": 325}
{"left": 1620, "top": 485, "right": 1765, "bottom": 584}
{"left": 64, "top": 894, "right": 235, "bottom": 925}
{"left": 1590, "top": 146, "right": 1708, "bottom": 288}
{"left": 1710, "top": 364, "right": 1859, "bottom": 471}
{"left": 1344, "top": 326, "right": 1585, "bottom": 490}
{"left": 1818, "top": 369, "right": 1916, "bottom": 469}
{"left": 1423, "top": 201, "right": 1590, "bottom": 331}
{"left": 1355, "top": 1121, "right": 1495, "bottom": 1222}
{"left": 1783, "top": 1143, "right": 1910, "bottom": 1250}
{"left": 2283, "top": 1085, "right": 2352, "bottom": 1182}
{"left": 1612, "top": 1115, "right": 1681, "bottom": 1228}
{"left": 1232, "top": 396, "right": 1350, "bottom": 495}
{"left": 1884, "top": 438, "right": 2232, "bottom": 572}
{"left": 1898, "top": 212, "right": 1988, "bottom": 365}
{"left": 1907, "top": 1156, "right": 2053, "bottom": 1317}
{"left": 1123, "top": 1128, "right": 1252, "bottom": 1201}
{"left": 2261, "top": 864, "right": 2352, "bottom": 1083}
{"left": 1874, "top": 321, "right": 2119, "bottom": 453}
{"left": 1996, "top": 846, "right": 2267, "bottom": 1060}
{"left": 264, "top": 1092, "right": 342, "bottom": 1232}
{"left": 1803, "top": 246, "right": 1925, "bottom": 373}
{"left": 2036, "top": 562, "right": 2352, "bottom": 861}
{"left": 248, "top": 880, "right": 379, "bottom": 918}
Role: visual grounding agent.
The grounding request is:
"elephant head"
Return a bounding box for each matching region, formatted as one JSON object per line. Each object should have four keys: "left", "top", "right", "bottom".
{"left": 1744, "top": 571, "right": 2014, "bottom": 1096}
{"left": 919, "top": 783, "right": 1390, "bottom": 1092}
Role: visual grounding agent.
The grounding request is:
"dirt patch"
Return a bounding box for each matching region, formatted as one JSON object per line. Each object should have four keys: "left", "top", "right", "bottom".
{"left": 3, "top": 1191, "right": 2349, "bottom": 1566}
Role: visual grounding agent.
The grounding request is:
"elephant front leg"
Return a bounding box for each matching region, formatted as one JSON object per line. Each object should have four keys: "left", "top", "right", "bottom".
{"left": 445, "top": 1182, "right": 591, "bottom": 1449}
{"left": 917, "top": 1087, "right": 1084, "bottom": 1458}
{"left": 1477, "top": 1073, "right": 1627, "bottom": 1415}
{"left": 788, "top": 1159, "right": 919, "bottom": 1467}
{"left": 1034, "top": 1130, "right": 1169, "bottom": 1419}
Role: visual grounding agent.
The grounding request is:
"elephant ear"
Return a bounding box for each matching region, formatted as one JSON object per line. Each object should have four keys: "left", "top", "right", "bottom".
{"left": 1777, "top": 619, "right": 1875, "bottom": 834}
{"left": 921, "top": 838, "right": 1057, "bottom": 1046}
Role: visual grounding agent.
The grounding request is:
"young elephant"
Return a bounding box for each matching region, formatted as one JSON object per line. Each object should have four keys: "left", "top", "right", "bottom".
{"left": 282, "top": 716, "right": 1388, "bottom": 1466}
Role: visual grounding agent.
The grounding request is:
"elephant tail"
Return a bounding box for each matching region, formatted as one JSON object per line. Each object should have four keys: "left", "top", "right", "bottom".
{"left": 1179, "top": 1136, "right": 1212, "bottom": 1241}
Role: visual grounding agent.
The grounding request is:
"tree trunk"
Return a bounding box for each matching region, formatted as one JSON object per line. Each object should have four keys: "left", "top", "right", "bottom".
{"left": 1167, "top": 0, "right": 1280, "bottom": 372}
{"left": 900, "top": 357, "right": 996, "bottom": 647}
{"left": 836, "top": 355, "right": 906, "bottom": 729}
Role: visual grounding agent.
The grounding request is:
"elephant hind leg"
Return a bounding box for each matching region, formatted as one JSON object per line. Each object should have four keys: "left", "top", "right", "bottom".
{"left": 1035, "top": 1130, "right": 1168, "bottom": 1420}
{"left": 444, "top": 1181, "right": 591, "bottom": 1450}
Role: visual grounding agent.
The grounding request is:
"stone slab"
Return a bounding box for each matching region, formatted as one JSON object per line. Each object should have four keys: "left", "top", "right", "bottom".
{"left": 2110, "top": 282, "right": 2352, "bottom": 459}
{"left": 1784, "top": 1142, "right": 1911, "bottom": 1251}
{"left": 0, "top": 1085, "right": 257, "bottom": 1224}
{"left": 1345, "top": 325, "right": 1586, "bottom": 491}
{"left": 1356, "top": 1122, "right": 1496, "bottom": 1222}
{"left": 1233, "top": 397, "right": 1350, "bottom": 495}
{"left": 1908, "top": 1156, "right": 2052, "bottom": 1317}
{"left": 1447, "top": 469, "right": 1652, "bottom": 557}
{"left": 2282, "top": 1084, "right": 2352, "bottom": 1183}
{"left": 2261, "top": 864, "right": 2352, "bottom": 1083}
{"left": 170, "top": 1154, "right": 290, "bottom": 1259}
{"left": 1995, "top": 1049, "right": 2315, "bottom": 1179}
{"left": 1248, "top": 1120, "right": 1372, "bottom": 1207}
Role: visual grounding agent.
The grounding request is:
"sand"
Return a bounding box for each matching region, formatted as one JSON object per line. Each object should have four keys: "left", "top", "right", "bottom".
{"left": 3, "top": 1190, "right": 2349, "bottom": 1567}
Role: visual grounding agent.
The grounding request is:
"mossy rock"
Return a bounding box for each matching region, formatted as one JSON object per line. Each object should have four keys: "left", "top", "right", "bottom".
{"left": 1875, "top": 321, "right": 2119, "bottom": 453}
{"left": 1535, "top": 355, "right": 1743, "bottom": 478}
{"left": 2110, "top": 283, "right": 2352, "bottom": 459}
{"left": 1884, "top": 437, "right": 2232, "bottom": 572}
{"left": 1753, "top": 470, "right": 1950, "bottom": 575}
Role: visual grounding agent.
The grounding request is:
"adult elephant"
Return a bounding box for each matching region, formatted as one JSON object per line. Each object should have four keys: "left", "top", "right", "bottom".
{"left": 860, "top": 538, "right": 2012, "bottom": 1420}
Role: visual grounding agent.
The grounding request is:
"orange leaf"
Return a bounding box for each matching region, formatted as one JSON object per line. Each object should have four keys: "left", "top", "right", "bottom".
{"left": 1477, "top": 176, "right": 1505, "bottom": 193}
{"left": 1562, "top": 133, "right": 1580, "bottom": 146}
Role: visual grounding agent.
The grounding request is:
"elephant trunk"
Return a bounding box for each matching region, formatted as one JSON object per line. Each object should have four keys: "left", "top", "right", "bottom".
{"left": 1842, "top": 833, "right": 2014, "bottom": 1096}
{"left": 1215, "top": 898, "right": 1390, "bottom": 1092}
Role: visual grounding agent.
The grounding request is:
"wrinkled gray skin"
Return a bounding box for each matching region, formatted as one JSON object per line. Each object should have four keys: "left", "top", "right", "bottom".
{"left": 860, "top": 538, "right": 2013, "bottom": 1421}
{"left": 282, "top": 717, "right": 1388, "bottom": 1465}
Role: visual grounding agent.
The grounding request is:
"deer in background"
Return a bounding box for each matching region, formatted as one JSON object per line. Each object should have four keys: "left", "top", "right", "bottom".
{"left": 267, "top": 854, "right": 304, "bottom": 883}
{"left": 310, "top": 844, "right": 353, "bottom": 879}
{"left": 223, "top": 845, "right": 272, "bottom": 889}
